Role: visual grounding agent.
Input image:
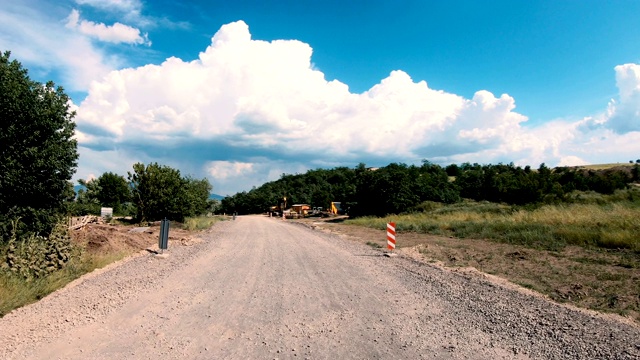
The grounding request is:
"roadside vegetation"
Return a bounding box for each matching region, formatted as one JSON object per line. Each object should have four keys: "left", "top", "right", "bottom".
{"left": 220, "top": 160, "right": 639, "bottom": 217}
{"left": 182, "top": 215, "right": 228, "bottom": 231}
{"left": 347, "top": 188, "right": 640, "bottom": 252}
{"left": 0, "top": 241, "right": 130, "bottom": 317}
{"left": 0, "top": 213, "right": 222, "bottom": 317}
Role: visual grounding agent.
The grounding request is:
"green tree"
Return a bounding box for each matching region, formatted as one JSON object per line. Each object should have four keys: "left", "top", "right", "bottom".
{"left": 182, "top": 177, "right": 213, "bottom": 217}
{"left": 0, "top": 51, "right": 78, "bottom": 240}
{"left": 128, "top": 163, "right": 212, "bottom": 222}
{"left": 95, "top": 172, "right": 131, "bottom": 214}
{"left": 445, "top": 164, "right": 461, "bottom": 177}
{"left": 73, "top": 172, "right": 131, "bottom": 215}
{"left": 71, "top": 179, "right": 101, "bottom": 216}
{"left": 128, "top": 163, "right": 185, "bottom": 222}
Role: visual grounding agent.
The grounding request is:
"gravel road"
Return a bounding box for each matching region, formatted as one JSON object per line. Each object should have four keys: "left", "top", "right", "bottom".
{"left": 1, "top": 215, "right": 639, "bottom": 359}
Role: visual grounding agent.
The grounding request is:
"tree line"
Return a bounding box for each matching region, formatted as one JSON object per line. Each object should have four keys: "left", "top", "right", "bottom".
{"left": 220, "top": 161, "right": 640, "bottom": 217}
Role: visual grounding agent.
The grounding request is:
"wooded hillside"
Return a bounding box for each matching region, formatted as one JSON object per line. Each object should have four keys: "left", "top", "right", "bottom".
{"left": 219, "top": 162, "right": 640, "bottom": 216}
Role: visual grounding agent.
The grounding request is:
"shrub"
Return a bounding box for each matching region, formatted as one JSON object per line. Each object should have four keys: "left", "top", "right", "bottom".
{"left": 1, "top": 220, "right": 74, "bottom": 280}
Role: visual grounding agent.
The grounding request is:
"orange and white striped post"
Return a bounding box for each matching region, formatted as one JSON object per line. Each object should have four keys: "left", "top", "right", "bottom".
{"left": 387, "top": 222, "right": 396, "bottom": 250}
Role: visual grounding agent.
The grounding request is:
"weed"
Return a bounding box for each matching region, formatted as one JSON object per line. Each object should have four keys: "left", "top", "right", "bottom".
{"left": 182, "top": 215, "right": 227, "bottom": 231}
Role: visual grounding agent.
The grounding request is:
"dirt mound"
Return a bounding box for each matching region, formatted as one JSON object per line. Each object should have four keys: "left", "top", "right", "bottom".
{"left": 70, "top": 223, "right": 197, "bottom": 254}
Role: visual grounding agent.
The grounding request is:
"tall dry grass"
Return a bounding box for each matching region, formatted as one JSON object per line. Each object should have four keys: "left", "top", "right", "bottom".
{"left": 182, "top": 215, "right": 227, "bottom": 231}
{"left": 347, "top": 189, "right": 640, "bottom": 251}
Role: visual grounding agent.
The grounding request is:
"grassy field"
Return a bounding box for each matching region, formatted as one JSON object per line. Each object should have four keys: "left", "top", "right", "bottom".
{"left": 578, "top": 162, "right": 637, "bottom": 170}
{"left": 343, "top": 188, "right": 640, "bottom": 322}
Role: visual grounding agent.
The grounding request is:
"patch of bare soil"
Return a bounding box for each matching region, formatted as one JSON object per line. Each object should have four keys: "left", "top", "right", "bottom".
{"left": 70, "top": 222, "right": 202, "bottom": 255}
{"left": 297, "top": 218, "right": 640, "bottom": 325}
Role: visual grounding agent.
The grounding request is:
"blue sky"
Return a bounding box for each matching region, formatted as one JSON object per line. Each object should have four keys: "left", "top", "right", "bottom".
{"left": 2, "top": 1, "right": 640, "bottom": 195}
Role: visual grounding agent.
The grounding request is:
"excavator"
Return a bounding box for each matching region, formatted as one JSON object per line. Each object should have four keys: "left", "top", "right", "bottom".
{"left": 269, "top": 196, "right": 287, "bottom": 217}
{"left": 330, "top": 201, "right": 343, "bottom": 215}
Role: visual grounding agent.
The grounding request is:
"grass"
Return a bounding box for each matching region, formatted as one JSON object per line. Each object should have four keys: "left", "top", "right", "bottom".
{"left": 346, "top": 189, "right": 640, "bottom": 252}
{"left": 0, "top": 249, "right": 129, "bottom": 317}
{"left": 182, "top": 215, "right": 228, "bottom": 231}
{"left": 578, "top": 163, "right": 637, "bottom": 170}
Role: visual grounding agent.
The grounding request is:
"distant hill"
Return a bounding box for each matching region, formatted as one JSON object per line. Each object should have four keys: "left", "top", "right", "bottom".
{"left": 571, "top": 162, "right": 638, "bottom": 170}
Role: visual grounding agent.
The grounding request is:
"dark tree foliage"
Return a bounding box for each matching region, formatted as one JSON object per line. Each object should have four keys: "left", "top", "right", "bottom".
{"left": 183, "top": 177, "right": 214, "bottom": 218}
{"left": 220, "top": 167, "right": 358, "bottom": 215}
{"left": 219, "top": 160, "right": 636, "bottom": 218}
{"left": 71, "top": 172, "right": 131, "bottom": 215}
{"left": 351, "top": 163, "right": 419, "bottom": 217}
{"left": 220, "top": 162, "right": 459, "bottom": 217}
{"left": 96, "top": 172, "right": 131, "bottom": 211}
{"left": 0, "top": 51, "right": 78, "bottom": 240}
{"left": 128, "top": 163, "right": 212, "bottom": 222}
{"left": 456, "top": 162, "right": 633, "bottom": 204}
{"left": 445, "top": 164, "right": 461, "bottom": 177}
{"left": 350, "top": 162, "right": 459, "bottom": 217}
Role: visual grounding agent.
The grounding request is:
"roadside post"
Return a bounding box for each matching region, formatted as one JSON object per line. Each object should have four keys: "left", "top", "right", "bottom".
{"left": 159, "top": 218, "right": 170, "bottom": 254}
{"left": 385, "top": 222, "right": 397, "bottom": 257}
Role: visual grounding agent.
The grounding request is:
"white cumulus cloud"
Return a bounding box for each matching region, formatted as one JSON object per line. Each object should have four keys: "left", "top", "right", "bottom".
{"left": 206, "top": 161, "right": 255, "bottom": 180}
{"left": 66, "top": 9, "right": 151, "bottom": 46}
{"left": 73, "top": 20, "right": 640, "bottom": 195}
{"left": 605, "top": 63, "right": 640, "bottom": 133}
{"left": 0, "top": 2, "right": 117, "bottom": 91}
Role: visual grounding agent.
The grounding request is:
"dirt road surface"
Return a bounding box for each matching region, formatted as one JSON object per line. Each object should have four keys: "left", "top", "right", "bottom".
{"left": 1, "top": 216, "right": 639, "bottom": 359}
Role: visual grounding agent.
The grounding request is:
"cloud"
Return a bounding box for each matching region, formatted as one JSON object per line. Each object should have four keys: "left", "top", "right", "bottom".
{"left": 73, "top": 20, "right": 640, "bottom": 194}
{"left": 0, "top": 2, "right": 116, "bottom": 91}
{"left": 206, "top": 161, "right": 254, "bottom": 180}
{"left": 605, "top": 63, "right": 640, "bottom": 133}
{"left": 74, "top": 0, "right": 188, "bottom": 30}
{"left": 66, "top": 9, "right": 151, "bottom": 45}
{"left": 75, "top": 0, "right": 142, "bottom": 13}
